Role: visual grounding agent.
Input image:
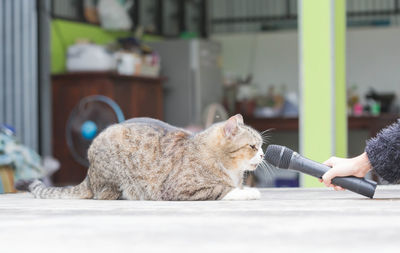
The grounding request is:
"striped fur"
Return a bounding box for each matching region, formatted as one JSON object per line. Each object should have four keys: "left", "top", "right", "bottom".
{"left": 29, "top": 115, "right": 264, "bottom": 201}
{"left": 29, "top": 177, "right": 93, "bottom": 199}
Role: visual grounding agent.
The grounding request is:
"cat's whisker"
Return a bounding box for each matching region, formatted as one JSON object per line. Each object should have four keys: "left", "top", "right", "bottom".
{"left": 258, "top": 165, "right": 267, "bottom": 180}
{"left": 259, "top": 162, "right": 273, "bottom": 180}
{"left": 259, "top": 164, "right": 270, "bottom": 181}
{"left": 262, "top": 138, "right": 271, "bottom": 145}
{"left": 261, "top": 135, "right": 272, "bottom": 141}
{"left": 265, "top": 165, "right": 274, "bottom": 180}
{"left": 262, "top": 134, "right": 271, "bottom": 139}
{"left": 261, "top": 133, "right": 270, "bottom": 139}
{"left": 261, "top": 129, "right": 274, "bottom": 135}
{"left": 262, "top": 161, "right": 278, "bottom": 178}
{"left": 260, "top": 132, "right": 270, "bottom": 136}
{"left": 261, "top": 133, "right": 271, "bottom": 138}
{"left": 266, "top": 161, "right": 279, "bottom": 176}
{"left": 261, "top": 133, "right": 271, "bottom": 142}
{"left": 261, "top": 134, "right": 271, "bottom": 139}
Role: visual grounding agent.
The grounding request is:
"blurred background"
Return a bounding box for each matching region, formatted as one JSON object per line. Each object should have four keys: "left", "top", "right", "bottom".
{"left": 1, "top": 0, "right": 400, "bottom": 192}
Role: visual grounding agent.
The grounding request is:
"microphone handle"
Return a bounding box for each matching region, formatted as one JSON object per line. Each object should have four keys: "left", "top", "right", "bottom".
{"left": 289, "top": 153, "right": 377, "bottom": 198}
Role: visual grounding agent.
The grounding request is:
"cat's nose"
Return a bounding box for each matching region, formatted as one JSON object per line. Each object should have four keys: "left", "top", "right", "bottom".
{"left": 260, "top": 154, "right": 264, "bottom": 159}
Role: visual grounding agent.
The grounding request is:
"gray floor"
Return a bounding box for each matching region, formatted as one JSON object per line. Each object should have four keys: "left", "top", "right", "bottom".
{"left": 1, "top": 186, "right": 400, "bottom": 253}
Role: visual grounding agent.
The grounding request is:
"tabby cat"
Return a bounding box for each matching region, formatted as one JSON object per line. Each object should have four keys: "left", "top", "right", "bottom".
{"left": 29, "top": 114, "right": 264, "bottom": 201}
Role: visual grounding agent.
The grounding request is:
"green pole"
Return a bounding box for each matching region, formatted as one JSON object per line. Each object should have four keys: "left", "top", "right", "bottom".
{"left": 299, "top": 0, "right": 347, "bottom": 187}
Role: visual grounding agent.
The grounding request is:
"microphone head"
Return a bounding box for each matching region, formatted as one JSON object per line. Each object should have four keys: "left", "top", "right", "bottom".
{"left": 264, "top": 145, "right": 294, "bottom": 169}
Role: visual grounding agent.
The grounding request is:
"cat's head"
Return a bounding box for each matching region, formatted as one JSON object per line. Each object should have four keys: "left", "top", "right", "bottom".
{"left": 206, "top": 114, "right": 264, "bottom": 172}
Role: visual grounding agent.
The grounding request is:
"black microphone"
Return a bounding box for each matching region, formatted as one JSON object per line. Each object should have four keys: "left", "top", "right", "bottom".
{"left": 264, "top": 145, "right": 377, "bottom": 198}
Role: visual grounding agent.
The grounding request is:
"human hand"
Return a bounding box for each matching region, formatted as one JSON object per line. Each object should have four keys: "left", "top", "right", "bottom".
{"left": 320, "top": 152, "right": 372, "bottom": 191}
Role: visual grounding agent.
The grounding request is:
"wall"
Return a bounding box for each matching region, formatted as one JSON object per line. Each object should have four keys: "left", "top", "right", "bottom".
{"left": 213, "top": 31, "right": 299, "bottom": 94}
{"left": 212, "top": 26, "right": 400, "bottom": 104}
{"left": 347, "top": 26, "right": 400, "bottom": 103}
{"left": 0, "top": 0, "right": 39, "bottom": 150}
{"left": 212, "top": 26, "right": 400, "bottom": 163}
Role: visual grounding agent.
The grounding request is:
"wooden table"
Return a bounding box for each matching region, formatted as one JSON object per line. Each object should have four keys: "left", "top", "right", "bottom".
{"left": 1, "top": 186, "right": 400, "bottom": 252}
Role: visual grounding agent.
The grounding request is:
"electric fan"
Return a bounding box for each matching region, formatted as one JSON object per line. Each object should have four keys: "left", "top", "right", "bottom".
{"left": 66, "top": 95, "right": 125, "bottom": 167}
{"left": 202, "top": 103, "right": 228, "bottom": 128}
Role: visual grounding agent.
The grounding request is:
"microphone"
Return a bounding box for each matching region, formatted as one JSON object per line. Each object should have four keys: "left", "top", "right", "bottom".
{"left": 264, "top": 145, "right": 377, "bottom": 198}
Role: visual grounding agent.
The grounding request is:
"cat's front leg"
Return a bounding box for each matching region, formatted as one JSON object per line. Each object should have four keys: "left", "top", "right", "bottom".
{"left": 222, "top": 187, "right": 261, "bottom": 200}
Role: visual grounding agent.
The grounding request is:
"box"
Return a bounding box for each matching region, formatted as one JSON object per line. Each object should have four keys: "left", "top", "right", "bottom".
{"left": 0, "top": 165, "right": 16, "bottom": 193}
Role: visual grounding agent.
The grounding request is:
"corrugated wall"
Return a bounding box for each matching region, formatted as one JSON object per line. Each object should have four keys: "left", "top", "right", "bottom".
{"left": 0, "top": 0, "right": 39, "bottom": 151}
{"left": 210, "top": 0, "right": 400, "bottom": 33}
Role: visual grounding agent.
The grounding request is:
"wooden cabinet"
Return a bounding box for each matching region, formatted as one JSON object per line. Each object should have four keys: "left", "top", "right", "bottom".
{"left": 52, "top": 72, "right": 164, "bottom": 185}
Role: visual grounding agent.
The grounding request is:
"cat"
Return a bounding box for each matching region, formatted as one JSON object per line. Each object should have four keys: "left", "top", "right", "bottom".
{"left": 28, "top": 114, "right": 264, "bottom": 201}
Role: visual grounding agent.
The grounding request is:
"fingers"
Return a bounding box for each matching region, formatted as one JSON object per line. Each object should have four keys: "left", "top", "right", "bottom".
{"left": 322, "top": 156, "right": 336, "bottom": 167}
{"left": 322, "top": 162, "right": 354, "bottom": 187}
{"left": 322, "top": 169, "right": 336, "bottom": 187}
{"left": 333, "top": 185, "right": 345, "bottom": 191}
{"left": 322, "top": 169, "right": 351, "bottom": 186}
{"left": 320, "top": 180, "right": 345, "bottom": 191}
{"left": 321, "top": 156, "right": 349, "bottom": 192}
{"left": 321, "top": 157, "right": 337, "bottom": 186}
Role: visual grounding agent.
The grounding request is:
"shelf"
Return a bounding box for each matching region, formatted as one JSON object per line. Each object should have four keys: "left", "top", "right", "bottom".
{"left": 244, "top": 114, "right": 399, "bottom": 137}
{"left": 52, "top": 71, "right": 166, "bottom": 83}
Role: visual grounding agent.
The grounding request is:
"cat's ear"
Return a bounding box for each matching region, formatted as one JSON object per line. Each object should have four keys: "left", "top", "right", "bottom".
{"left": 223, "top": 115, "right": 241, "bottom": 138}
{"left": 235, "top": 114, "right": 244, "bottom": 124}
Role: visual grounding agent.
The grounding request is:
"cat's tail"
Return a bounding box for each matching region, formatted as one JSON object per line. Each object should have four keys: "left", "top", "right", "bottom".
{"left": 28, "top": 177, "right": 93, "bottom": 199}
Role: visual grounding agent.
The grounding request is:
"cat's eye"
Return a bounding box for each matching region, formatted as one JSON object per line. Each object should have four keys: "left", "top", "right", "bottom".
{"left": 249, "top": 145, "right": 257, "bottom": 150}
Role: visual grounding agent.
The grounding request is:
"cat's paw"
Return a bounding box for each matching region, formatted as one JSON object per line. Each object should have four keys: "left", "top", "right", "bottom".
{"left": 222, "top": 187, "right": 261, "bottom": 201}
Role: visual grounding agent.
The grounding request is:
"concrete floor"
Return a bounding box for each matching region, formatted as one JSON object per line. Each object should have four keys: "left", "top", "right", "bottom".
{"left": 1, "top": 186, "right": 400, "bottom": 253}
